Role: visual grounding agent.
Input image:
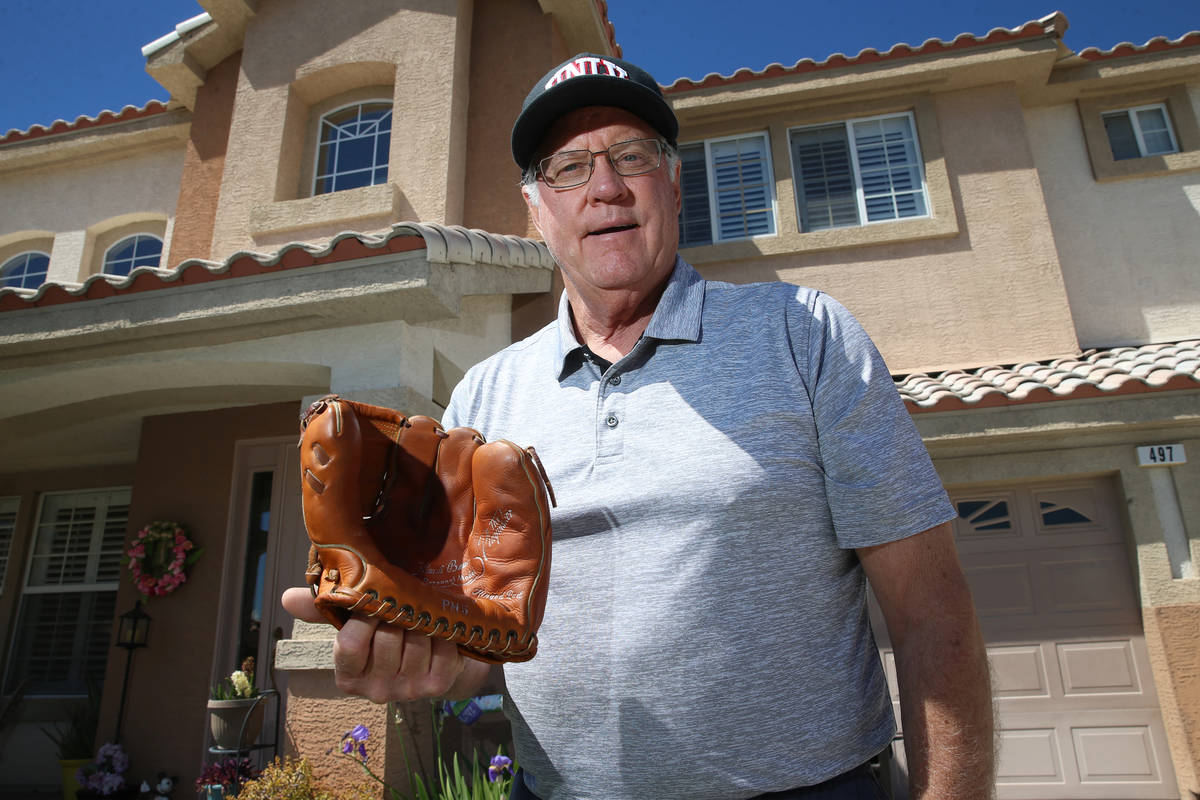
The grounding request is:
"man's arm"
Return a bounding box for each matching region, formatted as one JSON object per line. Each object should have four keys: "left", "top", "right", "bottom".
{"left": 281, "top": 587, "right": 494, "bottom": 703}
{"left": 857, "top": 521, "right": 995, "bottom": 799}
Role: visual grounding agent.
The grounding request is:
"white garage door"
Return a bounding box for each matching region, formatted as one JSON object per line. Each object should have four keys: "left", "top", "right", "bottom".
{"left": 873, "top": 477, "right": 1179, "bottom": 799}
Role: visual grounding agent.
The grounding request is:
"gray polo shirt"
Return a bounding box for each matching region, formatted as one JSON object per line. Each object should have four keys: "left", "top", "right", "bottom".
{"left": 444, "top": 257, "right": 955, "bottom": 800}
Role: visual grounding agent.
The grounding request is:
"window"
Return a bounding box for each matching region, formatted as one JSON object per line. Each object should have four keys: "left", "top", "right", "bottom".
{"left": 1102, "top": 104, "right": 1179, "bottom": 160}
{"left": 313, "top": 101, "right": 392, "bottom": 195}
{"left": 3, "top": 488, "right": 129, "bottom": 695}
{"left": 103, "top": 234, "right": 163, "bottom": 276}
{"left": 1, "top": 251, "right": 50, "bottom": 290}
{"left": 0, "top": 497, "right": 17, "bottom": 592}
{"left": 678, "top": 132, "right": 776, "bottom": 247}
{"left": 790, "top": 112, "right": 928, "bottom": 232}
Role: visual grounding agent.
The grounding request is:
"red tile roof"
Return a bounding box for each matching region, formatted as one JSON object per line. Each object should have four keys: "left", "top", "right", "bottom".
{"left": 898, "top": 341, "right": 1200, "bottom": 412}
{"left": 663, "top": 15, "right": 1066, "bottom": 93}
{"left": 0, "top": 223, "right": 553, "bottom": 312}
{"left": 1, "top": 101, "right": 171, "bottom": 145}
{"left": 1078, "top": 30, "right": 1200, "bottom": 62}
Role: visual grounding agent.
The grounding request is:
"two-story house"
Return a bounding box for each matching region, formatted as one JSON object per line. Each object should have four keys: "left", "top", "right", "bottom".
{"left": 0, "top": 2, "right": 1196, "bottom": 798}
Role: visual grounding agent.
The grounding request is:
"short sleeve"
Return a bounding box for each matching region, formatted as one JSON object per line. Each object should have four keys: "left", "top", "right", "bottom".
{"left": 803, "top": 293, "right": 956, "bottom": 548}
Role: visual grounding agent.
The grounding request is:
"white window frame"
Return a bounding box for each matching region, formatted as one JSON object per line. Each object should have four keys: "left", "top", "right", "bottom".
{"left": 788, "top": 111, "right": 930, "bottom": 232}
{"left": 1101, "top": 103, "right": 1180, "bottom": 159}
{"left": 678, "top": 131, "right": 778, "bottom": 247}
{"left": 1, "top": 250, "right": 51, "bottom": 290}
{"left": 102, "top": 234, "right": 163, "bottom": 276}
{"left": 4, "top": 487, "right": 130, "bottom": 697}
{"left": 311, "top": 99, "right": 393, "bottom": 196}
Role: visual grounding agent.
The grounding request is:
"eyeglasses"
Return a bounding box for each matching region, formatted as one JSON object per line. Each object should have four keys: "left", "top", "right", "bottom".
{"left": 536, "top": 138, "right": 666, "bottom": 188}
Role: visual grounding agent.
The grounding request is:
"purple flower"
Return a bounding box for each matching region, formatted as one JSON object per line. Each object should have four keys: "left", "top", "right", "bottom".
{"left": 340, "top": 724, "right": 369, "bottom": 761}
{"left": 488, "top": 754, "right": 513, "bottom": 783}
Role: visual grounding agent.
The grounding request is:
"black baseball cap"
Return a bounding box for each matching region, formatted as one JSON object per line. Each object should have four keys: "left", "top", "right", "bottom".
{"left": 511, "top": 53, "right": 679, "bottom": 170}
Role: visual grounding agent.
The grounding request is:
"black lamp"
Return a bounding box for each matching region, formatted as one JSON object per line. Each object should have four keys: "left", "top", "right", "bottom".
{"left": 113, "top": 601, "right": 151, "bottom": 743}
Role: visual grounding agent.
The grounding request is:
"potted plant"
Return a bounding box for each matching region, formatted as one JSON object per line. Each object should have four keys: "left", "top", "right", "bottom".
{"left": 42, "top": 681, "right": 99, "bottom": 800}
{"left": 75, "top": 742, "right": 137, "bottom": 798}
{"left": 207, "top": 657, "right": 264, "bottom": 751}
{"left": 195, "top": 756, "right": 258, "bottom": 799}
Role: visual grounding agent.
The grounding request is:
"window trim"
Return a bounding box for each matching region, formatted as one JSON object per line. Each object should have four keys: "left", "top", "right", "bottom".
{"left": 678, "top": 130, "right": 779, "bottom": 248}
{"left": 787, "top": 110, "right": 931, "bottom": 233}
{"left": 102, "top": 233, "right": 164, "bottom": 277}
{"left": 1079, "top": 84, "right": 1200, "bottom": 182}
{"left": 310, "top": 99, "right": 394, "bottom": 197}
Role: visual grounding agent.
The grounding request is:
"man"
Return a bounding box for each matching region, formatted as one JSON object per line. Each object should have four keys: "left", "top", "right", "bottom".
{"left": 285, "top": 53, "right": 993, "bottom": 799}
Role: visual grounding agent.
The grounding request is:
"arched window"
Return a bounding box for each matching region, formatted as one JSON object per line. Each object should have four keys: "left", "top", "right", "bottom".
{"left": 313, "top": 101, "right": 392, "bottom": 195}
{"left": 1, "top": 251, "right": 50, "bottom": 290}
{"left": 103, "top": 234, "right": 163, "bottom": 276}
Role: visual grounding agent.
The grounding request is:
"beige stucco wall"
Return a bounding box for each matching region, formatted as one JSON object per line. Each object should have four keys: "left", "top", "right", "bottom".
{"left": 1025, "top": 97, "right": 1200, "bottom": 350}
{"left": 0, "top": 141, "right": 185, "bottom": 283}
{"left": 686, "top": 83, "right": 1080, "bottom": 374}
{"left": 209, "top": 0, "right": 475, "bottom": 259}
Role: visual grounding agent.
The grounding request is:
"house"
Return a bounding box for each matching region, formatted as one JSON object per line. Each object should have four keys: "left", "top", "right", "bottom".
{"left": 0, "top": 1, "right": 1196, "bottom": 797}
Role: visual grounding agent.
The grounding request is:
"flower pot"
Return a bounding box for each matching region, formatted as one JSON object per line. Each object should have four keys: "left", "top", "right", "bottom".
{"left": 201, "top": 785, "right": 226, "bottom": 800}
{"left": 207, "top": 697, "right": 265, "bottom": 751}
{"left": 60, "top": 758, "right": 90, "bottom": 800}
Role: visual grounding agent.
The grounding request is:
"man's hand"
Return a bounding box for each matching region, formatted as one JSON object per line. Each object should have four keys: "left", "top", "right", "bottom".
{"left": 281, "top": 587, "right": 493, "bottom": 704}
{"left": 858, "top": 521, "right": 995, "bottom": 799}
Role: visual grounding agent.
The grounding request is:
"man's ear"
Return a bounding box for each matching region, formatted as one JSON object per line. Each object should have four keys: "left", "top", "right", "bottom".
{"left": 523, "top": 184, "right": 546, "bottom": 238}
{"left": 671, "top": 159, "right": 682, "bottom": 214}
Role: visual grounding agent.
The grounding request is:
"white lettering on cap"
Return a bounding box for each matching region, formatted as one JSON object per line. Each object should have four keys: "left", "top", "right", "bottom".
{"left": 544, "top": 56, "right": 629, "bottom": 89}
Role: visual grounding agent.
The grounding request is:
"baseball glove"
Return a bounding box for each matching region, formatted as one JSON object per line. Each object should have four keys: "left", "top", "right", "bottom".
{"left": 298, "top": 395, "right": 555, "bottom": 664}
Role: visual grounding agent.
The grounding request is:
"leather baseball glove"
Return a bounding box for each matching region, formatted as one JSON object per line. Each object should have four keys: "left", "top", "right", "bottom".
{"left": 298, "top": 395, "right": 554, "bottom": 664}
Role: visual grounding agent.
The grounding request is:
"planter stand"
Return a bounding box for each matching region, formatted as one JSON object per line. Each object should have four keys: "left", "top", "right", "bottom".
{"left": 205, "top": 688, "right": 280, "bottom": 793}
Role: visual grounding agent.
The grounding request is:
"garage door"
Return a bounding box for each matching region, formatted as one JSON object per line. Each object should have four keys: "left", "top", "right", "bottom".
{"left": 873, "top": 477, "right": 1179, "bottom": 799}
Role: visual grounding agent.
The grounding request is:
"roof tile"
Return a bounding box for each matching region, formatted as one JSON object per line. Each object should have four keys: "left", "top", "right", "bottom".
{"left": 899, "top": 340, "right": 1200, "bottom": 411}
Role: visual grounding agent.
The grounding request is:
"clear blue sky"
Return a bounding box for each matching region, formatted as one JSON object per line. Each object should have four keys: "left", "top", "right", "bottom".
{"left": 1, "top": 0, "right": 1195, "bottom": 135}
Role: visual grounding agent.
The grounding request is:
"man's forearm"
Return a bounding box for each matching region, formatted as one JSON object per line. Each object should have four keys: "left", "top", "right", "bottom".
{"left": 894, "top": 612, "right": 995, "bottom": 799}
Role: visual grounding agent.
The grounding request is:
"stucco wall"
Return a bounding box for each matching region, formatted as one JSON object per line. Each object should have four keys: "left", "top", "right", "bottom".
{"left": 209, "top": 0, "right": 475, "bottom": 259}
{"left": 1025, "top": 98, "right": 1200, "bottom": 350}
{"left": 462, "top": 0, "right": 566, "bottom": 238}
{"left": 95, "top": 402, "right": 298, "bottom": 793}
{"left": 689, "top": 84, "right": 1080, "bottom": 374}
{"left": 0, "top": 141, "right": 185, "bottom": 284}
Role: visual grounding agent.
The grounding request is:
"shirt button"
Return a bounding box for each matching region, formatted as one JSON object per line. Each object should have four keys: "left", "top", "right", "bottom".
{"left": 609, "top": 374, "right": 621, "bottom": 386}
{"left": 606, "top": 414, "right": 618, "bottom": 428}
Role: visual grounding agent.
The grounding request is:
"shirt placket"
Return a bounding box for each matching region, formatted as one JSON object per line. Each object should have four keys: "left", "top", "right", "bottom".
{"left": 594, "top": 366, "right": 625, "bottom": 465}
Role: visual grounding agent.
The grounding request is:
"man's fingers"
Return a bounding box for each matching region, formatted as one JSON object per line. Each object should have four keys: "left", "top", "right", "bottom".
{"left": 334, "top": 615, "right": 383, "bottom": 679}
{"left": 280, "top": 588, "right": 474, "bottom": 702}
{"left": 281, "top": 587, "right": 324, "bottom": 623}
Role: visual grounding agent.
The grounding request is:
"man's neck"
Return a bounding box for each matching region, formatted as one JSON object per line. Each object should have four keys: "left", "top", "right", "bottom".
{"left": 566, "top": 281, "right": 667, "bottom": 363}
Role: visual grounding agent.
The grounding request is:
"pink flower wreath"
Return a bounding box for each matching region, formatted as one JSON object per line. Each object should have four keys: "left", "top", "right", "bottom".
{"left": 127, "top": 521, "right": 201, "bottom": 598}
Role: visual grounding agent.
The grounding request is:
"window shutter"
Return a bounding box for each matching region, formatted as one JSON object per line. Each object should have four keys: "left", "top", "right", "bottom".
{"left": 1102, "top": 112, "right": 1141, "bottom": 160}
{"left": 852, "top": 116, "right": 926, "bottom": 223}
{"left": 791, "top": 124, "right": 859, "bottom": 231}
{"left": 5, "top": 489, "right": 129, "bottom": 695}
{"left": 678, "top": 144, "right": 713, "bottom": 247}
{"left": 710, "top": 136, "right": 775, "bottom": 240}
{"left": 1135, "top": 107, "right": 1175, "bottom": 155}
{"left": 0, "top": 497, "right": 16, "bottom": 592}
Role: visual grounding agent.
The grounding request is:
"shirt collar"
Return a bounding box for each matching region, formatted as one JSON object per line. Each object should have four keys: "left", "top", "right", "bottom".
{"left": 554, "top": 255, "right": 705, "bottom": 379}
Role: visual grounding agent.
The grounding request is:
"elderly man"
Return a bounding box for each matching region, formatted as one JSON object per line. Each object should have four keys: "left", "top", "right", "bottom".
{"left": 285, "top": 53, "right": 993, "bottom": 800}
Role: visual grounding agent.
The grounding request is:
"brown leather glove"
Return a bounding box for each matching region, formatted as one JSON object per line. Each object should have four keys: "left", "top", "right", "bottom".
{"left": 298, "top": 395, "right": 554, "bottom": 664}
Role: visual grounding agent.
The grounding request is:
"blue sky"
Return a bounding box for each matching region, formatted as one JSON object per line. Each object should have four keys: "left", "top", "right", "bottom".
{"left": 1, "top": 0, "right": 1195, "bottom": 134}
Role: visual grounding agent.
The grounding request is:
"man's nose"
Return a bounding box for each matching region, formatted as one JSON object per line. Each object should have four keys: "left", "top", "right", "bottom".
{"left": 587, "top": 152, "right": 629, "bottom": 201}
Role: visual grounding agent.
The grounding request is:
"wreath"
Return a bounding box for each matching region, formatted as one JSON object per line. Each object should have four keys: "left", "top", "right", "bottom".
{"left": 127, "top": 521, "right": 203, "bottom": 598}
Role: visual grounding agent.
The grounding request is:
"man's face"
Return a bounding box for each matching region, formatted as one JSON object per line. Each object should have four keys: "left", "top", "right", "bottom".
{"left": 524, "top": 107, "right": 681, "bottom": 305}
